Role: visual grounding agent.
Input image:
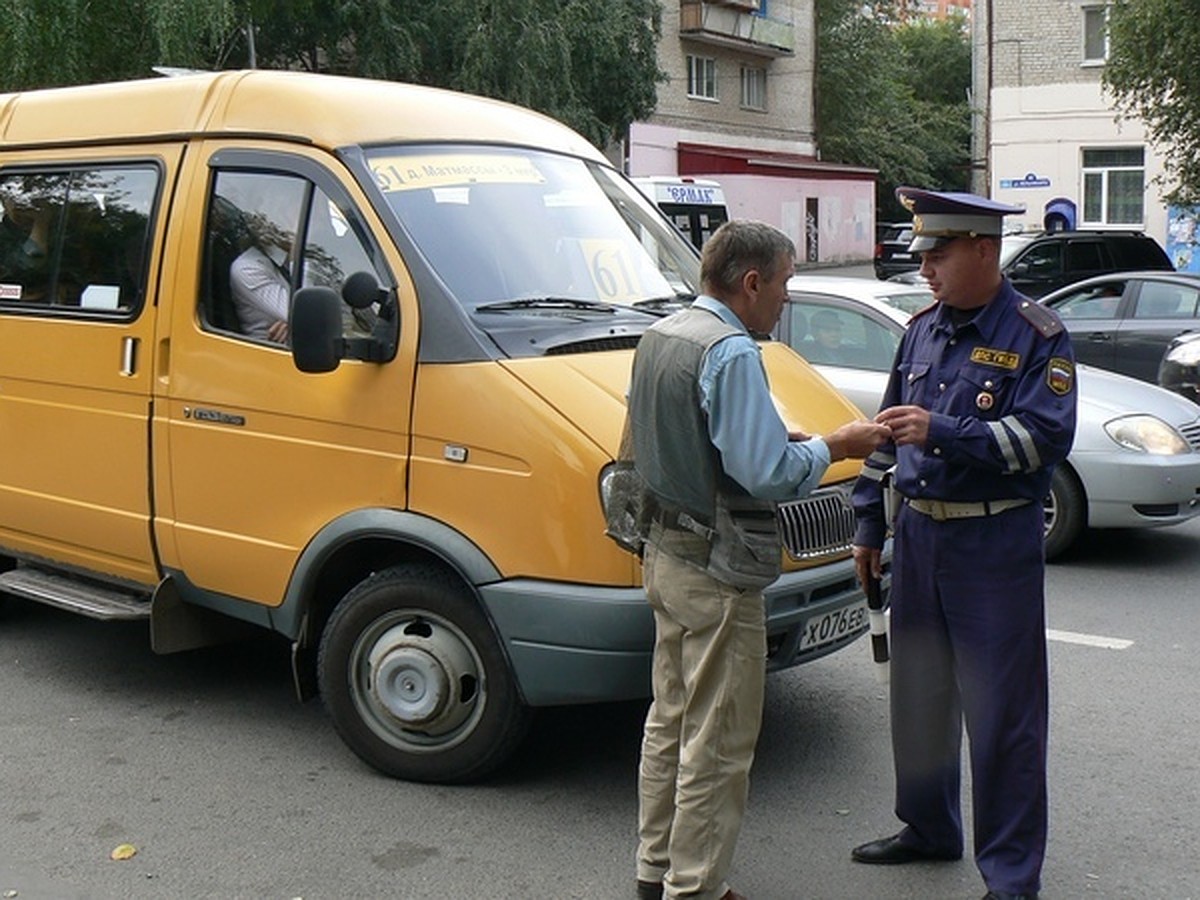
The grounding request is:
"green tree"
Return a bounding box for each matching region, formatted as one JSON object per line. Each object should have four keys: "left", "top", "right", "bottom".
{"left": 1104, "top": 0, "right": 1200, "bottom": 205}
{"left": 815, "top": 0, "right": 971, "bottom": 220}
{"left": 0, "top": 0, "right": 664, "bottom": 150}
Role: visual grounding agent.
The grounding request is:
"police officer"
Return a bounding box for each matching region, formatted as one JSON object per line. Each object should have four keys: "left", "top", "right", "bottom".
{"left": 850, "top": 189, "right": 1077, "bottom": 900}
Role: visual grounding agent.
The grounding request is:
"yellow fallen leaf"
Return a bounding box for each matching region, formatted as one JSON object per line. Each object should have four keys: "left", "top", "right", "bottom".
{"left": 110, "top": 844, "right": 137, "bottom": 861}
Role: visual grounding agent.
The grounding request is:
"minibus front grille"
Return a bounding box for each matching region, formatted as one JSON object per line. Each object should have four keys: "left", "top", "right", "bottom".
{"left": 777, "top": 485, "right": 856, "bottom": 561}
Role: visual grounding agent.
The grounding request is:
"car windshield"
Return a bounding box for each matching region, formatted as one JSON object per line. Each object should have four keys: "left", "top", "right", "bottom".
{"left": 364, "top": 145, "right": 700, "bottom": 315}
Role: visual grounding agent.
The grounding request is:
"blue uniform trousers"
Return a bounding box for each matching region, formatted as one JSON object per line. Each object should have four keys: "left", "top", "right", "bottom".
{"left": 889, "top": 500, "right": 1048, "bottom": 896}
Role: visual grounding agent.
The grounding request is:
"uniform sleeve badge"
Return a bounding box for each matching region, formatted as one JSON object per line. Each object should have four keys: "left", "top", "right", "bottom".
{"left": 1047, "top": 357, "right": 1075, "bottom": 396}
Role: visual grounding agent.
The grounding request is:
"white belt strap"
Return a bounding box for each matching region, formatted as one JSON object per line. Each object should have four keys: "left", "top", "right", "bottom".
{"left": 904, "top": 496, "right": 1032, "bottom": 521}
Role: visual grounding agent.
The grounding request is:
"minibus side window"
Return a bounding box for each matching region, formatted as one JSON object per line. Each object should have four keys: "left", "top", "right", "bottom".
{"left": 0, "top": 167, "right": 156, "bottom": 314}
{"left": 201, "top": 171, "right": 385, "bottom": 345}
{"left": 201, "top": 170, "right": 306, "bottom": 345}
{"left": 300, "top": 186, "right": 383, "bottom": 338}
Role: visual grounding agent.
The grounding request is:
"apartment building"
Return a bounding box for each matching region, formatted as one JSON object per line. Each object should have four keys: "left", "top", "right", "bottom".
{"left": 974, "top": 0, "right": 1187, "bottom": 267}
{"left": 625, "top": 0, "right": 875, "bottom": 262}
{"left": 897, "top": 0, "right": 971, "bottom": 21}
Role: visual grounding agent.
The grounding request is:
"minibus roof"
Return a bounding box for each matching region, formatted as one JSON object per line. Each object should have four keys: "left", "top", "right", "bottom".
{"left": 0, "top": 69, "right": 603, "bottom": 160}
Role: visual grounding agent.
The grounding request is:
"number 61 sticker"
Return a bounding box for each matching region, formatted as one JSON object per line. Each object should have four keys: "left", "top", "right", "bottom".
{"left": 580, "top": 239, "right": 643, "bottom": 303}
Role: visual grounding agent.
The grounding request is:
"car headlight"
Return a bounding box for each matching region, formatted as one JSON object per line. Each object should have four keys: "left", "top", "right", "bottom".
{"left": 1103, "top": 414, "right": 1190, "bottom": 455}
{"left": 1166, "top": 338, "right": 1200, "bottom": 367}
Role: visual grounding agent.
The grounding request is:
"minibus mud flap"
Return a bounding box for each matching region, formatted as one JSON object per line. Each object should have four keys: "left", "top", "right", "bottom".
{"left": 150, "top": 578, "right": 261, "bottom": 654}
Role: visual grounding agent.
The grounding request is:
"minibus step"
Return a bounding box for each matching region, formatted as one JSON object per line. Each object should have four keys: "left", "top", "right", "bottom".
{"left": 0, "top": 567, "right": 150, "bottom": 620}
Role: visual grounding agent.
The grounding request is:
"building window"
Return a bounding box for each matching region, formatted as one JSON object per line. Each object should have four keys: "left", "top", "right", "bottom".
{"left": 1081, "top": 147, "right": 1145, "bottom": 226}
{"left": 741, "top": 66, "right": 767, "bottom": 111}
{"left": 1083, "top": 5, "right": 1108, "bottom": 64}
{"left": 686, "top": 55, "right": 718, "bottom": 100}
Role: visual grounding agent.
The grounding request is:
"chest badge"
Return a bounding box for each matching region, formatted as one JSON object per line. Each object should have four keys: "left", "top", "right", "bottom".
{"left": 970, "top": 347, "right": 1021, "bottom": 369}
{"left": 976, "top": 391, "right": 995, "bottom": 411}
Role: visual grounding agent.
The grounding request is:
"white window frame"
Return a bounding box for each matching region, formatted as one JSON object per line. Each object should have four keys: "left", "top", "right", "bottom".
{"left": 1082, "top": 4, "right": 1108, "bottom": 65}
{"left": 740, "top": 66, "right": 767, "bottom": 111}
{"left": 1080, "top": 147, "right": 1145, "bottom": 227}
{"left": 686, "top": 55, "right": 718, "bottom": 101}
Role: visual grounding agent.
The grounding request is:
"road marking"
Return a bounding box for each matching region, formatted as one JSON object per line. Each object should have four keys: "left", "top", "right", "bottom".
{"left": 1047, "top": 628, "right": 1133, "bottom": 650}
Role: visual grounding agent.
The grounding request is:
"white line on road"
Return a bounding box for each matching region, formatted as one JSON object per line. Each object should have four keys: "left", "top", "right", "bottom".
{"left": 1047, "top": 628, "right": 1134, "bottom": 650}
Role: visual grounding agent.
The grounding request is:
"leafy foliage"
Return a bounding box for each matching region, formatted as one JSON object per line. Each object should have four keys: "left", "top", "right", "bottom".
{"left": 816, "top": 0, "right": 971, "bottom": 220}
{"left": 0, "top": 0, "right": 664, "bottom": 150}
{"left": 1104, "top": 0, "right": 1200, "bottom": 205}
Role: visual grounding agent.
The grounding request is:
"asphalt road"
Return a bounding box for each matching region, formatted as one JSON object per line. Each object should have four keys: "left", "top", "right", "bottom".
{"left": 2, "top": 515, "right": 1199, "bottom": 900}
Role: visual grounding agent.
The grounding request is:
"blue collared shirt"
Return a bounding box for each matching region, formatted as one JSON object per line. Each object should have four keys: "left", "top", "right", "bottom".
{"left": 693, "top": 295, "right": 831, "bottom": 501}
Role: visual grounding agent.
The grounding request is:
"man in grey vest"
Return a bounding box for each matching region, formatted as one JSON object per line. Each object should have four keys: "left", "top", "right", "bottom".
{"left": 629, "top": 220, "right": 890, "bottom": 900}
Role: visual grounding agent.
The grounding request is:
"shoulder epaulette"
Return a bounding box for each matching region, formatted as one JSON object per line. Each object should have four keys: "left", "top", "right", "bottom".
{"left": 1015, "top": 298, "right": 1063, "bottom": 338}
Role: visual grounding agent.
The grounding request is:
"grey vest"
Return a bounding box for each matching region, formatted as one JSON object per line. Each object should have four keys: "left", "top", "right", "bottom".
{"left": 624, "top": 306, "right": 782, "bottom": 589}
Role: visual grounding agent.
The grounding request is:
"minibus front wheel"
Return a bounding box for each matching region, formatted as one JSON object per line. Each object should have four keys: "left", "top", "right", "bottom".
{"left": 318, "top": 562, "right": 531, "bottom": 783}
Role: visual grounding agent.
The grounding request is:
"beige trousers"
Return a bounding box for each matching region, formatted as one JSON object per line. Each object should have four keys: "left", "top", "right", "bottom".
{"left": 635, "top": 528, "right": 767, "bottom": 899}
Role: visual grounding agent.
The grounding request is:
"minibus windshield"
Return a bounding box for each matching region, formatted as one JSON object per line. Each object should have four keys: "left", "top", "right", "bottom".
{"left": 365, "top": 146, "right": 701, "bottom": 315}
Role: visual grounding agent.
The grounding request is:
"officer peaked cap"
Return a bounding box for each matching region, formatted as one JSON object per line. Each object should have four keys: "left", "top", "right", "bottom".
{"left": 896, "top": 186, "right": 1024, "bottom": 252}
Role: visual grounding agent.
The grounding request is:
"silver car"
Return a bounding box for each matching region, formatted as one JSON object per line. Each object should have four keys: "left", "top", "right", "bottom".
{"left": 779, "top": 275, "right": 1200, "bottom": 559}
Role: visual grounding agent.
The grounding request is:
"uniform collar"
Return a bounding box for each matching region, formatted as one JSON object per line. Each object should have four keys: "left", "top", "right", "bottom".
{"left": 932, "top": 279, "right": 1014, "bottom": 342}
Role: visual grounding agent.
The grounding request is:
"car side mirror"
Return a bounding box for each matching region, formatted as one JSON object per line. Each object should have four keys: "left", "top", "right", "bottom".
{"left": 291, "top": 286, "right": 344, "bottom": 373}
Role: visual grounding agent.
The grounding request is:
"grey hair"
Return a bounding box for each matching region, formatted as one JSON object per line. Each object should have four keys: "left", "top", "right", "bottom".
{"left": 700, "top": 219, "right": 796, "bottom": 296}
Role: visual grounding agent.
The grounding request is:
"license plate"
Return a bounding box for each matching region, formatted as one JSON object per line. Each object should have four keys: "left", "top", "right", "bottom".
{"left": 892, "top": 252, "right": 912, "bottom": 260}
{"left": 800, "top": 601, "right": 868, "bottom": 650}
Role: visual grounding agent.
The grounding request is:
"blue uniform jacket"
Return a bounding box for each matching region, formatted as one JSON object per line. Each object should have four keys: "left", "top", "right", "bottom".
{"left": 853, "top": 279, "right": 1077, "bottom": 549}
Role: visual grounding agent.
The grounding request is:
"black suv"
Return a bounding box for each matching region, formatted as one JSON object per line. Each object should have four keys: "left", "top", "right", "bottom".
{"left": 1000, "top": 230, "right": 1172, "bottom": 299}
{"left": 873, "top": 221, "right": 920, "bottom": 280}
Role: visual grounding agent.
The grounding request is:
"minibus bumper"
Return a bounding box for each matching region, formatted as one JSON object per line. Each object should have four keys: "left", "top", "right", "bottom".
{"left": 478, "top": 553, "right": 882, "bottom": 707}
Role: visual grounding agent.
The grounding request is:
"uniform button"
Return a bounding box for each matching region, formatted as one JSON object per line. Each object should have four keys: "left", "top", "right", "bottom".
{"left": 919, "top": 479, "right": 928, "bottom": 487}
{"left": 984, "top": 380, "right": 994, "bottom": 389}
{"left": 938, "top": 383, "right": 946, "bottom": 391}
{"left": 908, "top": 373, "right": 915, "bottom": 383}
{"left": 933, "top": 447, "right": 942, "bottom": 455}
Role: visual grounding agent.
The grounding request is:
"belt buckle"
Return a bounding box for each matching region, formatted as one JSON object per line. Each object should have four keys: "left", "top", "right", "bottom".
{"left": 929, "top": 500, "right": 948, "bottom": 522}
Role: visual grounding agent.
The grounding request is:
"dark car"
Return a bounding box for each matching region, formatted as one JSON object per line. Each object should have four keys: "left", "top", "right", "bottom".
{"left": 873, "top": 221, "right": 920, "bottom": 280}
{"left": 1000, "top": 230, "right": 1172, "bottom": 299}
{"left": 1159, "top": 330, "right": 1200, "bottom": 405}
{"left": 1039, "top": 271, "right": 1200, "bottom": 383}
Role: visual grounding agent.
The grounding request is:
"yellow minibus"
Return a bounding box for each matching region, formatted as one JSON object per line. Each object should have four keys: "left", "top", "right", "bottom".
{"left": 0, "top": 71, "right": 872, "bottom": 782}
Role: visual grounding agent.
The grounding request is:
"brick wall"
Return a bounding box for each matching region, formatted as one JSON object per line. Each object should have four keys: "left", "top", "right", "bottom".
{"left": 991, "top": 0, "right": 1104, "bottom": 88}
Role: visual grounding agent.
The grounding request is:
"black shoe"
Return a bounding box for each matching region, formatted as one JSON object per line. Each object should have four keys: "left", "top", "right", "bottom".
{"left": 636, "top": 880, "right": 663, "bottom": 900}
{"left": 983, "top": 892, "right": 1038, "bottom": 900}
{"left": 850, "top": 833, "right": 962, "bottom": 865}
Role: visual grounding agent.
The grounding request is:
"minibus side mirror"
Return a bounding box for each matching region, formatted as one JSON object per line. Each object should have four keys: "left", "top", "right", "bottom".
{"left": 341, "top": 270, "right": 398, "bottom": 363}
{"left": 292, "top": 286, "right": 344, "bottom": 373}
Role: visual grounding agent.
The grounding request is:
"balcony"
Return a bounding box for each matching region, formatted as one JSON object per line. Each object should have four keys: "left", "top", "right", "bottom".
{"left": 679, "top": 0, "right": 795, "bottom": 57}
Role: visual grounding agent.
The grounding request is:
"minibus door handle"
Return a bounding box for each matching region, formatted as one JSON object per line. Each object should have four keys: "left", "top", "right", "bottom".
{"left": 121, "top": 336, "right": 139, "bottom": 376}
